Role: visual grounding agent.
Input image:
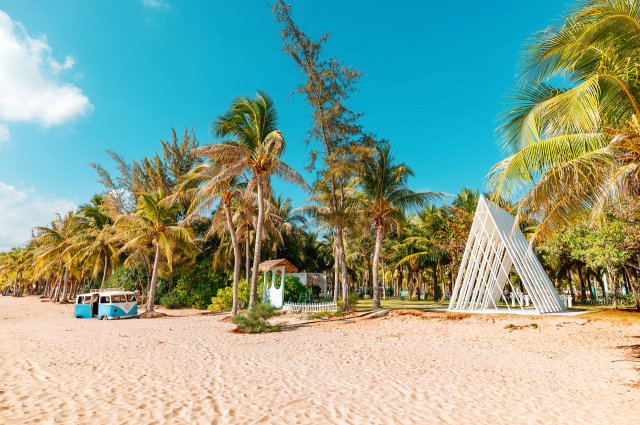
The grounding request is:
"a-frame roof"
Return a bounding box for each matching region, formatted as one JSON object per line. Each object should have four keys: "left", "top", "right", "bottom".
{"left": 449, "top": 196, "right": 566, "bottom": 314}
{"left": 258, "top": 259, "right": 298, "bottom": 273}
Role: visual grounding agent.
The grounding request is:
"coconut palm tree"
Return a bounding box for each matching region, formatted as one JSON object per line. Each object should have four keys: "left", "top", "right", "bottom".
{"left": 116, "top": 190, "right": 195, "bottom": 317}
{"left": 350, "top": 141, "right": 442, "bottom": 308}
{"left": 33, "top": 212, "right": 82, "bottom": 303}
{"left": 73, "top": 196, "right": 120, "bottom": 288}
{"left": 452, "top": 188, "right": 479, "bottom": 215}
{"left": 176, "top": 163, "right": 244, "bottom": 315}
{"left": 194, "top": 92, "right": 308, "bottom": 308}
{"left": 490, "top": 1, "right": 640, "bottom": 237}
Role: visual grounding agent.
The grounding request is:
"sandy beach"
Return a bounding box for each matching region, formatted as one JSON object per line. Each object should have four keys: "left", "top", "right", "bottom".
{"left": 0, "top": 297, "right": 638, "bottom": 425}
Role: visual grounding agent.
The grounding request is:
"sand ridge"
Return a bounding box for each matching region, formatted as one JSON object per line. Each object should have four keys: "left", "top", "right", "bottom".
{"left": 0, "top": 296, "right": 638, "bottom": 424}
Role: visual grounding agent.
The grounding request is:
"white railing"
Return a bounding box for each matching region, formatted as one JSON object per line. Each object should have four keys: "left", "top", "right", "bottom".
{"left": 282, "top": 302, "right": 338, "bottom": 314}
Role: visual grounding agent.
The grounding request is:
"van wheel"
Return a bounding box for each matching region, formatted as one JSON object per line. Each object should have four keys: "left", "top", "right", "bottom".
{"left": 100, "top": 316, "right": 107, "bottom": 320}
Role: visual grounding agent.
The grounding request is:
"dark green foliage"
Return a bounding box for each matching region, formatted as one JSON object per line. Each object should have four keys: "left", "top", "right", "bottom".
{"left": 168, "top": 262, "right": 227, "bottom": 309}
{"left": 283, "top": 275, "right": 305, "bottom": 302}
{"left": 232, "top": 302, "right": 279, "bottom": 333}
{"left": 160, "top": 292, "right": 183, "bottom": 309}
{"left": 104, "top": 266, "right": 148, "bottom": 293}
{"left": 156, "top": 262, "right": 227, "bottom": 309}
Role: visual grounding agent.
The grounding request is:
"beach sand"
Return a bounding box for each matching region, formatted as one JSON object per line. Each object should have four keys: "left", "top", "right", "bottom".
{"left": 0, "top": 296, "right": 638, "bottom": 425}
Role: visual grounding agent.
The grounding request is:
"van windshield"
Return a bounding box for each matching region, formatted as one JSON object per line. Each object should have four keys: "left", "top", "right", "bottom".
{"left": 126, "top": 293, "right": 136, "bottom": 302}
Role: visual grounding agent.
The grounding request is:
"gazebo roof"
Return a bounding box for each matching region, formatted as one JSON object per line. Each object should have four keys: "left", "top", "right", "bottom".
{"left": 258, "top": 259, "right": 298, "bottom": 273}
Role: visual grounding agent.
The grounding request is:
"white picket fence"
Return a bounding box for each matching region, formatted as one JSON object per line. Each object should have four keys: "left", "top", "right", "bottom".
{"left": 282, "top": 302, "right": 338, "bottom": 313}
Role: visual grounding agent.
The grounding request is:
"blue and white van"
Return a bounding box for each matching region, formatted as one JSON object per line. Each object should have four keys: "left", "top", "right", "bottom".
{"left": 74, "top": 289, "right": 138, "bottom": 320}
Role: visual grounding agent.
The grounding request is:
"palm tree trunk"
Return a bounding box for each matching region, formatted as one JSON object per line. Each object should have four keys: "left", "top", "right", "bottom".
{"left": 433, "top": 265, "right": 440, "bottom": 301}
{"left": 100, "top": 253, "right": 108, "bottom": 288}
{"left": 335, "top": 225, "right": 350, "bottom": 311}
{"left": 249, "top": 178, "right": 265, "bottom": 308}
{"left": 245, "top": 235, "right": 250, "bottom": 284}
{"left": 372, "top": 224, "right": 383, "bottom": 309}
{"left": 60, "top": 268, "right": 70, "bottom": 304}
{"left": 607, "top": 268, "right": 617, "bottom": 309}
{"left": 333, "top": 242, "right": 339, "bottom": 303}
{"left": 224, "top": 199, "right": 241, "bottom": 315}
{"left": 147, "top": 243, "right": 161, "bottom": 312}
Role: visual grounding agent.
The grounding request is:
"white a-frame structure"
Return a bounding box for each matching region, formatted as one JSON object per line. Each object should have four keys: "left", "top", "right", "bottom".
{"left": 448, "top": 196, "right": 566, "bottom": 314}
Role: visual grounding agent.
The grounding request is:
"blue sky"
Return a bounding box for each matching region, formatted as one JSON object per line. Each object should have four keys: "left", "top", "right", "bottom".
{"left": 0, "top": 0, "right": 573, "bottom": 249}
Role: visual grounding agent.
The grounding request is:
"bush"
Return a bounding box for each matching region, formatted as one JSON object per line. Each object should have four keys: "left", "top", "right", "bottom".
{"left": 170, "top": 262, "right": 227, "bottom": 309}
{"left": 209, "top": 279, "right": 250, "bottom": 311}
{"left": 104, "top": 266, "right": 147, "bottom": 293}
{"left": 232, "top": 302, "right": 280, "bottom": 333}
{"left": 160, "top": 292, "right": 183, "bottom": 309}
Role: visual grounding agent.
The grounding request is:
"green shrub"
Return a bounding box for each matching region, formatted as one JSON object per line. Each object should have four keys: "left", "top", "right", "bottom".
{"left": 171, "top": 262, "right": 227, "bottom": 309}
{"left": 209, "top": 279, "right": 250, "bottom": 311}
{"left": 232, "top": 302, "right": 280, "bottom": 333}
{"left": 283, "top": 276, "right": 306, "bottom": 302}
{"left": 160, "top": 292, "right": 183, "bottom": 309}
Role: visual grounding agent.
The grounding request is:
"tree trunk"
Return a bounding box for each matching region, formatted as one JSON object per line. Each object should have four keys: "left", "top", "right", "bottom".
{"left": 607, "top": 268, "right": 617, "bottom": 309}
{"left": 101, "top": 253, "right": 109, "bottom": 288}
{"left": 335, "top": 225, "right": 350, "bottom": 311}
{"left": 333, "top": 243, "right": 339, "bottom": 304}
{"left": 577, "top": 266, "right": 587, "bottom": 304}
{"left": 245, "top": 235, "right": 250, "bottom": 284}
{"left": 372, "top": 224, "right": 383, "bottom": 309}
{"left": 224, "top": 198, "right": 241, "bottom": 315}
{"left": 381, "top": 260, "right": 386, "bottom": 300}
{"left": 59, "top": 268, "right": 70, "bottom": 304}
{"left": 147, "top": 243, "right": 161, "bottom": 312}
{"left": 249, "top": 178, "right": 265, "bottom": 309}
{"left": 433, "top": 265, "right": 441, "bottom": 301}
{"left": 52, "top": 279, "right": 61, "bottom": 302}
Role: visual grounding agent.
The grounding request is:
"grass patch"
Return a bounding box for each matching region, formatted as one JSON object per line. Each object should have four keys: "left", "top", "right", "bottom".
{"left": 355, "top": 297, "right": 448, "bottom": 312}
{"left": 305, "top": 310, "right": 349, "bottom": 320}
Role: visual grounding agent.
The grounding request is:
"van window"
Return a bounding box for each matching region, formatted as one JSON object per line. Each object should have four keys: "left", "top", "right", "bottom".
{"left": 111, "top": 294, "right": 126, "bottom": 303}
{"left": 100, "top": 296, "right": 110, "bottom": 304}
{"left": 77, "top": 296, "right": 82, "bottom": 304}
{"left": 83, "top": 296, "right": 92, "bottom": 304}
{"left": 126, "top": 293, "right": 136, "bottom": 302}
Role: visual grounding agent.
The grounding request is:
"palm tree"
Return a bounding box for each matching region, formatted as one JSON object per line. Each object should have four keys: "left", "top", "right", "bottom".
{"left": 33, "top": 212, "right": 81, "bottom": 303}
{"left": 490, "top": 1, "right": 640, "bottom": 237}
{"left": 73, "top": 196, "right": 120, "bottom": 288}
{"left": 177, "top": 163, "right": 244, "bottom": 315}
{"left": 116, "top": 190, "right": 194, "bottom": 317}
{"left": 351, "top": 141, "right": 442, "bottom": 308}
{"left": 399, "top": 206, "right": 451, "bottom": 300}
{"left": 452, "top": 188, "right": 479, "bottom": 215}
{"left": 194, "top": 92, "right": 308, "bottom": 308}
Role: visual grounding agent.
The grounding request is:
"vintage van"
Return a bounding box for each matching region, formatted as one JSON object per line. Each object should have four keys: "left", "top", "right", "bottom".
{"left": 74, "top": 289, "right": 138, "bottom": 320}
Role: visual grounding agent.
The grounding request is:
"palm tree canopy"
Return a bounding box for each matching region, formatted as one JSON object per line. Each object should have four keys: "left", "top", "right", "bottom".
{"left": 350, "top": 141, "right": 443, "bottom": 231}
{"left": 490, "top": 0, "right": 640, "bottom": 237}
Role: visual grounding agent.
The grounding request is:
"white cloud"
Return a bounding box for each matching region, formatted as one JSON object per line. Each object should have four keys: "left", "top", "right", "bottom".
{"left": 0, "top": 181, "right": 75, "bottom": 251}
{"left": 0, "top": 123, "right": 8, "bottom": 143}
{"left": 0, "top": 10, "right": 92, "bottom": 130}
{"left": 142, "top": 0, "right": 170, "bottom": 10}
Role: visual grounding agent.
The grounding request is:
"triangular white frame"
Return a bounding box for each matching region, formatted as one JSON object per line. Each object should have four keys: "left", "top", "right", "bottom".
{"left": 448, "top": 196, "right": 566, "bottom": 314}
